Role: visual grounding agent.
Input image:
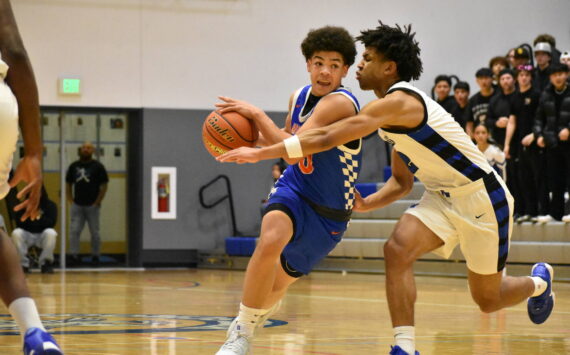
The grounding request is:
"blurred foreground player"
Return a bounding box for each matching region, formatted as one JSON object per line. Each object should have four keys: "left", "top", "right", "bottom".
{"left": 0, "top": 0, "right": 62, "bottom": 353}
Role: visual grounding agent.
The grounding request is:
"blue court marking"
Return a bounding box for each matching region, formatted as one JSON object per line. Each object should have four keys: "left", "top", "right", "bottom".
{"left": 0, "top": 314, "right": 287, "bottom": 336}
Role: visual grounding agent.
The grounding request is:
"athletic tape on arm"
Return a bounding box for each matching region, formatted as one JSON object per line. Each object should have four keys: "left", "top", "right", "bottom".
{"left": 284, "top": 136, "right": 303, "bottom": 158}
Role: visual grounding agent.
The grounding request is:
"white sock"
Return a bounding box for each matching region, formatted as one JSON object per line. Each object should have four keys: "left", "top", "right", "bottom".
{"left": 394, "top": 326, "right": 415, "bottom": 355}
{"left": 8, "top": 297, "right": 45, "bottom": 339}
{"left": 236, "top": 303, "right": 268, "bottom": 337}
{"left": 530, "top": 276, "right": 548, "bottom": 297}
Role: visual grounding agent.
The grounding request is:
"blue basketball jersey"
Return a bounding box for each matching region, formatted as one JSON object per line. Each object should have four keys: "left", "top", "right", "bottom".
{"left": 276, "top": 85, "right": 362, "bottom": 211}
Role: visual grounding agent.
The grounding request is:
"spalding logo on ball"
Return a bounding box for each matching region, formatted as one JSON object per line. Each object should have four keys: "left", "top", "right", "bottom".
{"left": 202, "top": 110, "right": 258, "bottom": 157}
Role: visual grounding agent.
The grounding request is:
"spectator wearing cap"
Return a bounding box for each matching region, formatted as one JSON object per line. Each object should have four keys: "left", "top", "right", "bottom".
{"left": 467, "top": 68, "right": 497, "bottom": 136}
{"left": 533, "top": 42, "right": 553, "bottom": 93}
{"left": 489, "top": 56, "right": 509, "bottom": 86}
{"left": 450, "top": 81, "right": 470, "bottom": 130}
{"left": 514, "top": 64, "right": 544, "bottom": 223}
{"left": 534, "top": 33, "right": 561, "bottom": 64}
{"left": 433, "top": 75, "right": 456, "bottom": 113}
{"left": 533, "top": 63, "right": 570, "bottom": 223}
{"left": 489, "top": 68, "right": 522, "bottom": 215}
{"left": 513, "top": 46, "right": 531, "bottom": 68}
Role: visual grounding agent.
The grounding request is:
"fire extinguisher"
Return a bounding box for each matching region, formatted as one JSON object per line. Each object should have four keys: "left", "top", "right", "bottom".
{"left": 157, "top": 178, "right": 169, "bottom": 212}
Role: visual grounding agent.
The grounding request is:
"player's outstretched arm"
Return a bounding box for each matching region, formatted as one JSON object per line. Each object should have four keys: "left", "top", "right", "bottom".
{"left": 0, "top": 0, "right": 43, "bottom": 221}
{"left": 217, "top": 92, "right": 422, "bottom": 164}
{"left": 353, "top": 148, "right": 414, "bottom": 212}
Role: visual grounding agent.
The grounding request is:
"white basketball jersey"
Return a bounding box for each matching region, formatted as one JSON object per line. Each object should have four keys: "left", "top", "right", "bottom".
{"left": 0, "top": 57, "right": 19, "bottom": 199}
{"left": 379, "top": 81, "right": 495, "bottom": 191}
{"left": 0, "top": 54, "right": 8, "bottom": 80}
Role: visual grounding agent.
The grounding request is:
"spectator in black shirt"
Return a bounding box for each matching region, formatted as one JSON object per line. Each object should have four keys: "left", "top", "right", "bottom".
{"left": 466, "top": 68, "right": 497, "bottom": 137}
{"left": 533, "top": 42, "right": 553, "bottom": 93}
{"left": 433, "top": 75, "right": 455, "bottom": 113}
{"left": 450, "top": 81, "right": 470, "bottom": 130}
{"left": 514, "top": 65, "right": 543, "bottom": 222}
{"left": 66, "top": 141, "right": 109, "bottom": 265}
{"left": 11, "top": 188, "right": 57, "bottom": 273}
{"left": 533, "top": 63, "right": 570, "bottom": 223}
{"left": 489, "top": 68, "right": 522, "bottom": 215}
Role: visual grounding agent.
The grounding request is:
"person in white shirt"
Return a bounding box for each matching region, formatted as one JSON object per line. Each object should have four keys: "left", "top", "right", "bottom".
{"left": 473, "top": 123, "right": 506, "bottom": 181}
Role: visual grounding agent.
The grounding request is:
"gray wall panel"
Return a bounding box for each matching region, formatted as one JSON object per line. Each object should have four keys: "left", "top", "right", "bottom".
{"left": 142, "top": 108, "right": 287, "bottom": 251}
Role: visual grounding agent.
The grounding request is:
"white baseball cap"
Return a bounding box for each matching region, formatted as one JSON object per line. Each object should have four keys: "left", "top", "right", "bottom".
{"left": 534, "top": 42, "right": 552, "bottom": 54}
{"left": 561, "top": 51, "right": 570, "bottom": 62}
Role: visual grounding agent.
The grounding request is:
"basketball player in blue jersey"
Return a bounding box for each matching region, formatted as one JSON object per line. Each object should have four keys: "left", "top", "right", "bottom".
{"left": 219, "top": 22, "right": 554, "bottom": 355}
{"left": 0, "top": 1, "right": 63, "bottom": 353}
{"left": 215, "top": 26, "right": 362, "bottom": 355}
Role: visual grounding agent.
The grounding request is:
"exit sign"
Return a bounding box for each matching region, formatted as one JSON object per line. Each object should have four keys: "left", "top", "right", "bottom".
{"left": 58, "top": 78, "right": 81, "bottom": 96}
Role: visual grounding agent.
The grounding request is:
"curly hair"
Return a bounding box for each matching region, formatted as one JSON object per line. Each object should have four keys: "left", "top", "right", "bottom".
{"left": 356, "top": 21, "right": 423, "bottom": 81}
{"left": 301, "top": 26, "right": 357, "bottom": 66}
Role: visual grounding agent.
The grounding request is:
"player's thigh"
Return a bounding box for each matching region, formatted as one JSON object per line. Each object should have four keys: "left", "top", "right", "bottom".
{"left": 258, "top": 209, "right": 294, "bottom": 252}
{"left": 388, "top": 213, "right": 445, "bottom": 261}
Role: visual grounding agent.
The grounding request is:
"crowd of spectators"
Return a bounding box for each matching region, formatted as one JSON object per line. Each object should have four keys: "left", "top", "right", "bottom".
{"left": 431, "top": 33, "right": 570, "bottom": 224}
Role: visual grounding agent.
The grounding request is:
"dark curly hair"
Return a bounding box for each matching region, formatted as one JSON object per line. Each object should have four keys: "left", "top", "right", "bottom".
{"left": 301, "top": 26, "right": 357, "bottom": 67}
{"left": 356, "top": 21, "right": 423, "bottom": 81}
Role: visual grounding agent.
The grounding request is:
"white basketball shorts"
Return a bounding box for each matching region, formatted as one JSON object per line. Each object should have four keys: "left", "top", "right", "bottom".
{"left": 405, "top": 172, "right": 514, "bottom": 275}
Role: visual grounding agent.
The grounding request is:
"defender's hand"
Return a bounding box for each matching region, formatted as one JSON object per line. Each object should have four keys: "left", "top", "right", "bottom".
{"left": 352, "top": 190, "right": 369, "bottom": 212}
{"left": 217, "top": 147, "right": 261, "bottom": 164}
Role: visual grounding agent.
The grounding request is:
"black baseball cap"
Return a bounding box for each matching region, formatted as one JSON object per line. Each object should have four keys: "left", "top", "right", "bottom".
{"left": 549, "top": 62, "right": 569, "bottom": 75}
{"left": 475, "top": 68, "right": 493, "bottom": 78}
{"left": 499, "top": 68, "right": 515, "bottom": 78}
{"left": 514, "top": 46, "right": 530, "bottom": 59}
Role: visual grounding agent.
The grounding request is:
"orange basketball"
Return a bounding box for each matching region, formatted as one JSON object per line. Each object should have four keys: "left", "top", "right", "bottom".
{"left": 202, "top": 110, "right": 258, "bottom": 157}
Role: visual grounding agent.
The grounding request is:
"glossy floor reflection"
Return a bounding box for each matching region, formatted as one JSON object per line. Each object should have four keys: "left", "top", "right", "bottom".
{"left": 0, "top": 269, "right": 568, "bottom": 354}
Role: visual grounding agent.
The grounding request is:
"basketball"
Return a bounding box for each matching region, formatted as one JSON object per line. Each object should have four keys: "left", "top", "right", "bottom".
{"left": 202, "top": 110, "right": 258, "bottom": 157}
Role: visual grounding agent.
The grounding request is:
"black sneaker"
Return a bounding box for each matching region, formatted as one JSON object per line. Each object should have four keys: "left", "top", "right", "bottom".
{"left": 92, "top": 256, "right": 100, "bottom": 267}
{"left": 41, "top": 261, "right": 54, "bottom": 274}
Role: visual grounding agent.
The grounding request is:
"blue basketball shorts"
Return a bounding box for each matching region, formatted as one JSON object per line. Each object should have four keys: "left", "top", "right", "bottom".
{"left": 264, "top": 184, "right": 348, "bottom": 276}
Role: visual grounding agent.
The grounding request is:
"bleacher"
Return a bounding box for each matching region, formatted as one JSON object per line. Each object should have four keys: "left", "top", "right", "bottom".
{"left": 320, "top": 182, "right": 570, "bottom": 281}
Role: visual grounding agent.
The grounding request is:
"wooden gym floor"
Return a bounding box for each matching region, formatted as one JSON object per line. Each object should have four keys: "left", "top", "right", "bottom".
{"left": 0, "top": 269, "right": 568, "bottom": 355}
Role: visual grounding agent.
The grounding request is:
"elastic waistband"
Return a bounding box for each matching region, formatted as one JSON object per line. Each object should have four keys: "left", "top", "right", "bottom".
{"left": 432, "top": 172, "right": 500, "bottom": 198}
{"left": 301, "top": 195, "right": 352, "bottom": 222}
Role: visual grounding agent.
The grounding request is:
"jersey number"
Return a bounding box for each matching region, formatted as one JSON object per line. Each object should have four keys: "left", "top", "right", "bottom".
{"left": 298, "top": 155, "right": 314, "bottom": 174}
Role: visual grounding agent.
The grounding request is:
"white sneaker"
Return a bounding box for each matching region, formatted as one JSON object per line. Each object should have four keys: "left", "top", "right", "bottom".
{"left": 562, "top": 215, "right": 570, "bottom": 223}
{"left": 216, "top": 329, "right": 251, "bottom": 355}
{"left": 536, "top": 215, "right": 554, "bottom": 224}
{"left": 227, "top": 300, "right": 282, "bottom": 337}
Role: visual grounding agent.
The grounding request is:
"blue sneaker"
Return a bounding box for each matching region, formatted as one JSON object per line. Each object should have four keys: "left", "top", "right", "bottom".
{"left": 390, "top": 345, "right": 419, "bottom": 355}
{"left": 527, "top": 262, "right": 555, "bottom": 324}
{"left": 23, "top": 327, "right": 63, "bottom": 355}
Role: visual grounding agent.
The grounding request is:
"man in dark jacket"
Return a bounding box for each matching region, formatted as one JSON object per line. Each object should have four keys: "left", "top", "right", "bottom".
{"left": 11, "top": 188, "right": 57, "bottom": 273}
{"left": 534, "top": 63, "right": 570, "bottom": 223}
{"left": 488, "top": 68, "right": 521, "bottom": 216}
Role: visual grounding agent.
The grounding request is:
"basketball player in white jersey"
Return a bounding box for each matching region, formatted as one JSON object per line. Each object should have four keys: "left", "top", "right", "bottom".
{"left": 218, "top": 22, "right": 554, "bottom": 355}
{"left": 0, "top": 1, "right": 63, "bottom": 353}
